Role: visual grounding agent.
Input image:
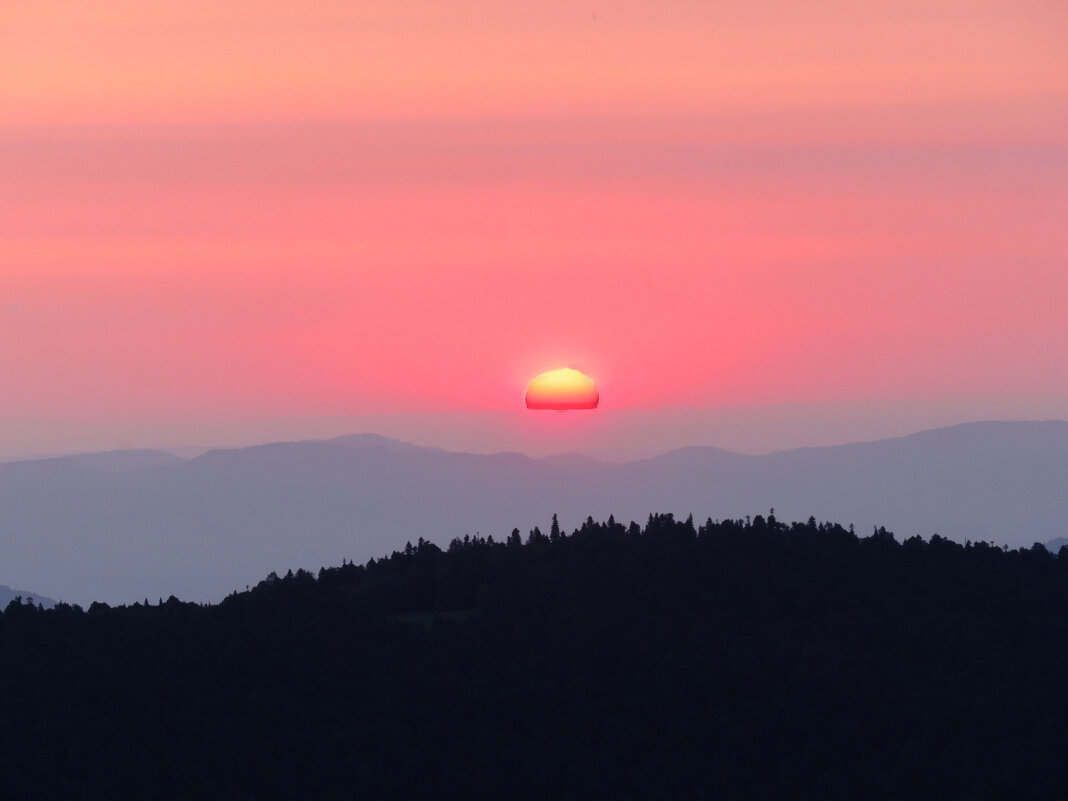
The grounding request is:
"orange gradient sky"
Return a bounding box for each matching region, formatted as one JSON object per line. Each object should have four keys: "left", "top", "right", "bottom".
{"left": 1, "top": 1, "right": 1066, "bottom": 454}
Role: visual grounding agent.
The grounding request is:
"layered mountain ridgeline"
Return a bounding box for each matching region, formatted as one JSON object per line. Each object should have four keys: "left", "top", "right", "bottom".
{"left": 3, "top": 421, "right": 1068, "bottom": 605}
{"left": 3, "top": 515, "right": 1068, "bottom": 799}
{"left": 0, "top": 584, "right": 54, "bottom": 609}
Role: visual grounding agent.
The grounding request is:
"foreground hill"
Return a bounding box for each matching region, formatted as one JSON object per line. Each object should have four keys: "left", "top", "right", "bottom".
{"left": 2, "top": 515, "right": 1067, "bottom": 799}
{"left": 1, "top": 421, "right": 1066, "bottom": 604}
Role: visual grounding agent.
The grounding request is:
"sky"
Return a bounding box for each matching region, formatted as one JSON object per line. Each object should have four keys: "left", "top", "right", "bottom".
{"left": 2, "top": 1, "right": 1067, "bottom": 459}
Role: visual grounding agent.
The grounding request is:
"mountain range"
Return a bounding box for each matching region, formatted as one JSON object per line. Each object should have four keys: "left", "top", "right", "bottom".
{"left": 1, "top": 420, "right": 1065, "bottom": 606}
{"left": 0, "top": 584, "right": 55, "bottom": 609}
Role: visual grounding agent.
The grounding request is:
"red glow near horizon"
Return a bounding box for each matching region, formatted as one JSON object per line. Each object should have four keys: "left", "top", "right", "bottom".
{"left": 0, "top": 1, "right": 1066, "bottom": 429}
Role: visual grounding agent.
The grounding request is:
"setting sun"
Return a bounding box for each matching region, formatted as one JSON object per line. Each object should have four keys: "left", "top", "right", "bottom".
{"left": 524, "top": 368, "right": 599, "bottom": 410}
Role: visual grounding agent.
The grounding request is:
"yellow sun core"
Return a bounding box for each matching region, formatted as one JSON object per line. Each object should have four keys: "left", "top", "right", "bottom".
{"left": 524, "top": 368, "right": 599, "bottom": 410}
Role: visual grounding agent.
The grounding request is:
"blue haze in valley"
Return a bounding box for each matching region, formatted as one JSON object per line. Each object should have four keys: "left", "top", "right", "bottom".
{"left": 1, "top": 421, "right": 1066, "bottom": 606}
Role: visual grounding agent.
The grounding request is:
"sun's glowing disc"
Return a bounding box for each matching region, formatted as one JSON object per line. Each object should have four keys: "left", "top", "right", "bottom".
{"left": 524, "top": 368, "right": 599, "bottom": 410}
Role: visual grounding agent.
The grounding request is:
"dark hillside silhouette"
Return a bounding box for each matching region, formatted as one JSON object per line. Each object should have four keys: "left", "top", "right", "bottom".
{"left": 1, "top": 514, "right": 1068, "bottom": 799}
{"left": 2, "top": 420, "right": 1068, "bottom": 605}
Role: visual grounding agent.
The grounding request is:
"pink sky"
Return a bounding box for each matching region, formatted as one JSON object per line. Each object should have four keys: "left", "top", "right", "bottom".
{"left": 1, "top": 1, "right": 1066, "bottom": 456}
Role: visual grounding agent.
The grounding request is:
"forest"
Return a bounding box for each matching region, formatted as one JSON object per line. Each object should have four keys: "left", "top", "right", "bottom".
{"left": 2, "top": 512, "right": 1067, "bottom": 799}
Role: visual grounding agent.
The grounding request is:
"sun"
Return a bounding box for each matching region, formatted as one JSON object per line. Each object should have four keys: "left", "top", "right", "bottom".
{"left": 524, "top": 367, "right": 599, "bottom": 410}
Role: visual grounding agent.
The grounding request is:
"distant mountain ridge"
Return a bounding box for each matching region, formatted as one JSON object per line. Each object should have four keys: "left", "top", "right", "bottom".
{"left": 0, "top": 585, "right": 55, "bottom": 609}
{"left": 0, "top": 420, "right": 1065, "bottom": 605}
{"left": 1046, "top": 537, "right": 1068, "bottom": 554}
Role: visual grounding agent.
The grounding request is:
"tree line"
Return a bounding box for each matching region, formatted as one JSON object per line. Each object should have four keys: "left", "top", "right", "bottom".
{"left": 2, "top": 512, "right": 1067, "bottom": 799}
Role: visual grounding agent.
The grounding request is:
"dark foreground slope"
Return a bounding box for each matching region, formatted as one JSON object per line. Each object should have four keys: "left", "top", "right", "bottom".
{"left": 3, "top": 515, "right": 1068, "bottom": 800}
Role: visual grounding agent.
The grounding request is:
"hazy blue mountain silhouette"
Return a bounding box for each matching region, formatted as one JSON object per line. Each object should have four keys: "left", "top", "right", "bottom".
{"left": 0, "top": 421, "right": 1065, "bottom": 605}
{"left": 1046, "top": 537, "right": 1068, "bottom": 554}
{"left": 0, "top": 585, "right": 55, "bottom": 609}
